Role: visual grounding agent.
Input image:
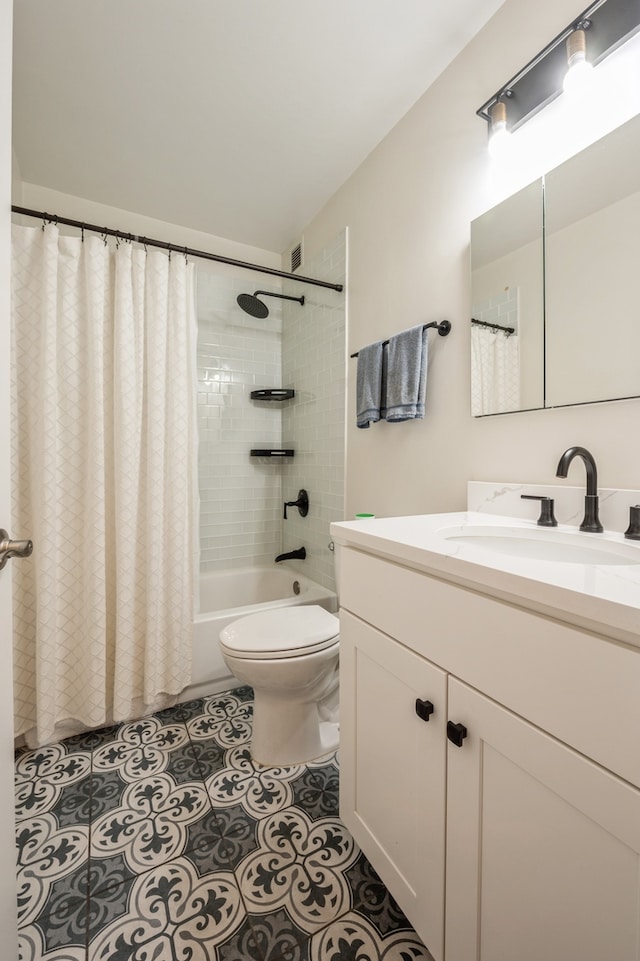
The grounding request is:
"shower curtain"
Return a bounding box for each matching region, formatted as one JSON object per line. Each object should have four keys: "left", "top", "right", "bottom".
{"left": 471, "top": 324, "right": 520, "bottom": 416}
{"left": 11, "top": 224, "right": 196, "bottom": 746}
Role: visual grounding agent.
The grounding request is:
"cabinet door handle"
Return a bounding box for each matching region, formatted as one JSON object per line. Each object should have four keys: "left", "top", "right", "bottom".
{"left": 415, "top": 698, "right": 435, "bottom": 722}
{"left": 447, "top": 721, "right": 468, "bottom": 747}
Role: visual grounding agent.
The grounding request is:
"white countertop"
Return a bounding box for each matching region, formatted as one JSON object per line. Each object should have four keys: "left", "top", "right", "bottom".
{"left": 330, "top": 512, "right": 640, "bottom": 649}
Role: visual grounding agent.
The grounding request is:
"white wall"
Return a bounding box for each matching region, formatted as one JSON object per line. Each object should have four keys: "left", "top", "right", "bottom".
{"left": 293, "top": 0, "right": 640, "bottom": 519}
{"left": 17, "top": 183, "right": 281, "bottom": 270}
{"left": 546, "top": 191, "right": 640, "bottom": 406}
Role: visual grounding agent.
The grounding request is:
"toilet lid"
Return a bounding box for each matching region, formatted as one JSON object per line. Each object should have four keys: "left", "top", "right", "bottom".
{"left": 220, "top": 605, "right": 339, "bottom": 659}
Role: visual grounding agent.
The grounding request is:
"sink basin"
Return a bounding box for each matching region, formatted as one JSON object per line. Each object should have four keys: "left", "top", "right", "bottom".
{"left": 440, "top": 525, "right": 640, "bottom": 566}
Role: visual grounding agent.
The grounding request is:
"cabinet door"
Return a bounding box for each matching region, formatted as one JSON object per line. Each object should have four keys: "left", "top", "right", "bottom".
{"left": 340, "top": 609, "right": 447, "bottom": 961}
{"left": 446, "top": 678, "right": 640, "bottom": 961}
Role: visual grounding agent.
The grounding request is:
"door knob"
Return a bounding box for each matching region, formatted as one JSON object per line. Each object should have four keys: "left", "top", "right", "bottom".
{"left": 0, "top": 529, "right": 33, "bottom": 571}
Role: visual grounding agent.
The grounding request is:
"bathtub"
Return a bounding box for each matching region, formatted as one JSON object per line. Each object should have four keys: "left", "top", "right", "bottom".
{"left": 183, "top": 566, "right": 338, "bottom": 702}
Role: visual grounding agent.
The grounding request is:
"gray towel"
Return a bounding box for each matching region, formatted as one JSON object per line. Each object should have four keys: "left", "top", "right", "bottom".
{"left": 356, "top": 341, "right": 384, "bottom": 428}
{"left": 382, "top": 324, "right": 428, "bottom": 422}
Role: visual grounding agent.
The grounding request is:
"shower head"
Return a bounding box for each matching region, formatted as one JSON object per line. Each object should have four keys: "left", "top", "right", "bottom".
{"left": 236, "top": 289, "right": 305, "bottom": 318}
{"left": 237, "top": 293, "right": 269, "bottom": 319}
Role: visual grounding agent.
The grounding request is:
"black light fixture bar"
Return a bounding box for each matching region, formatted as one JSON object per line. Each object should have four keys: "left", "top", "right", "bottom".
{"left": 477, "top": 0, "right": 640, "bottom": 132}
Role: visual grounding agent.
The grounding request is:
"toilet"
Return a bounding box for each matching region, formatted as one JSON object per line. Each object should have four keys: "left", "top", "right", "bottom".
{"left": 219, "top": 604, "right": 340, "bottom": 767}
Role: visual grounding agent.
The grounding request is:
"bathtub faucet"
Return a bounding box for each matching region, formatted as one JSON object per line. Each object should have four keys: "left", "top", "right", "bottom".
{"left": 284, "top": 489, "right": 309, "bottom": 520}
{"left": 275, "top": 547, "right": 306, "bottom": 562}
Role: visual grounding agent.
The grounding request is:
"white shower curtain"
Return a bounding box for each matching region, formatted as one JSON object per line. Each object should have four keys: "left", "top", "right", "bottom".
{"left": 471, "top": 324, "right": 520, "bottom": 416}
{"left": 11, "top": 224, "right": 196, "bottom": 746}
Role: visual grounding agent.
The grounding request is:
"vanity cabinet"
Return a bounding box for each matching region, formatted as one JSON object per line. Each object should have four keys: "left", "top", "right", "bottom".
{"left": 340, "top": 610, "right": 447, "bottom": 960}
{"left": 338, "top": 546, "right": 640, "bottom": 961}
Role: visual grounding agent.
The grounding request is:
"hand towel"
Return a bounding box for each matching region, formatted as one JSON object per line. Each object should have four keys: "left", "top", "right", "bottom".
{"left": 356, "top": 341, "right": 384, "bottom": 428}
{"left": 382, "top": 324, "right": 428, "bottom": 422}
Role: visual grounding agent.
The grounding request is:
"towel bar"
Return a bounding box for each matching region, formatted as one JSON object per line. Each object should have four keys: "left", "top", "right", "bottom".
{"left": 350, "top": 320, "right": 451, "bottom": 358}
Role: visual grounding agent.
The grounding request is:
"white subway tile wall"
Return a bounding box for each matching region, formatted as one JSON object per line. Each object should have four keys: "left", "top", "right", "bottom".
{"left": 197, "top": 266, "right": 284, "bottom": 572}
{"left": 472, "top": 286, "right": 519, "bottom": 331}
{"left": 195, "top": 231, "right": 346, "bottom": 585}
{"left": 280, "top": 230, "right": 347, "bottom": 591}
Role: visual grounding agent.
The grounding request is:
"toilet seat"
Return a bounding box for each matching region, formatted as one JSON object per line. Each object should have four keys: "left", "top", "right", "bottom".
{"left": 220, "top": 605, "right": 339, "bottom": 660}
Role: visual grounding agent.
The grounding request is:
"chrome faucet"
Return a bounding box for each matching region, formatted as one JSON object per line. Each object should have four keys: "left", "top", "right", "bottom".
{"left": 555, "top": 446, "right": 603, "bottom": 532}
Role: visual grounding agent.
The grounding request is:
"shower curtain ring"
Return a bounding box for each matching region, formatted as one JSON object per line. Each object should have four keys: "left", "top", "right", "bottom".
{"left": 184, "top": 246, "right": 188, "bottom": 264}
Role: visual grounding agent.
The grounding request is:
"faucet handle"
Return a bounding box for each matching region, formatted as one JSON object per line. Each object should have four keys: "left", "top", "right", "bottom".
{"left": 521, "top": 494, "right": 558, "bottom": 527}
{"left": 624, "top": 505, "right": 640, "bottom": 541}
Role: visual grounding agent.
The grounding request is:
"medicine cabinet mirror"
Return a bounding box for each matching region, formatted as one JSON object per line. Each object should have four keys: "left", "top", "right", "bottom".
{"left": 470, "top": 111, "right": 640, "bottom": 416}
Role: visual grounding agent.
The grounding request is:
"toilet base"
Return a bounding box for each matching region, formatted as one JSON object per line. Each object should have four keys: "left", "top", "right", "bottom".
{"left": 250, "top": 692, "right": 340, "bottom": 767}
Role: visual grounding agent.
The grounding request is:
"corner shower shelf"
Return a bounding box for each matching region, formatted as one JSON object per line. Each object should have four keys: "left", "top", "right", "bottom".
{"left": 250, "top": 388, "right": 295, "bottom": 401}
{"left": 250, "top": 448, "right": 295, "bottom": 458}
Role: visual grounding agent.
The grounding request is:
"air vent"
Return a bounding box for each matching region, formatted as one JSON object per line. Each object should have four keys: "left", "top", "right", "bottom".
{"left": 290, "top": 239, "right": 303, "bottom": 273}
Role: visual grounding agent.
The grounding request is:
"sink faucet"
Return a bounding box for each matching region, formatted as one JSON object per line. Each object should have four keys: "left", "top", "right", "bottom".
{"left": 555, "top": 446, "right": 603, "bottom": 532}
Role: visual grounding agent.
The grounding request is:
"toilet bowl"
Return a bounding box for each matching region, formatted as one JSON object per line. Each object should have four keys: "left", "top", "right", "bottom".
{"left": 219, "top": 605, "right": 340, "bottom": 767}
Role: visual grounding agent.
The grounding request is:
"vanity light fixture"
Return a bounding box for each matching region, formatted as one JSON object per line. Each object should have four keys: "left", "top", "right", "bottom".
{"left": 477, "top": 0, "right": 640, "bottom": 142}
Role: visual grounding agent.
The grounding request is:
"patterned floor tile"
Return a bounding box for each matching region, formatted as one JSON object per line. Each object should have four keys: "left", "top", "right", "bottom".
{"left": 15, "top": 686, "right": 431, "bottom": 961}
{"left": 308, "top": 912, "right": 434, "bottom": 961}
{"left": 18, "top": 920, "right": 87, "bottom": 961}
{"left": 160, "top": 688, "right": 253, "bottom": 725}
{"left": 88, "top": 740, "right": 210, "bottom": 823}
{"left": 236, "top": 807, "right": 359, "bottom": 934}
{"left": 290, "top": 761, "right": 339, "bottom": 820}
{"left": 15, "top": 744, "right": 92, "bottom": 823}
{"left": 16, "top": 814, "right": 90, "bottom": 930}
{"left": 90, "top": 771, "right": 211, "bottom": 880}
{"left": 91, "top": 714, "right": 189, "bottom": 782}
{"left": 185, "top": 804, "right": 258, "bottom": 873}
{"left": 218, "top": 908, "right": 311, "bottom": 961}
{"left": 346, "top": 852, "right": 415, "bottom": 937}
{"left": 186, "top": 689, "right": 254, "bottom": 748}
{"left": 205, "top": 745, "right": 303, "bottom": 820}
{"left": 185, "top": 736, "right": 228, "bottom": 780}
{"left": 19, "top": 896, "right": 88, "bottom": 959}
{"left": 88, "top": 857, "right": 246, "bottom": 960}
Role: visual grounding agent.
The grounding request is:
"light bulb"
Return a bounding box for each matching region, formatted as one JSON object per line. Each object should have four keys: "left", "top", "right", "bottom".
{"left": 488, "top": 100, "right": 511, "bottom": 159}
{"left": 563, "top": 28, "right": 594, "bottom": 97}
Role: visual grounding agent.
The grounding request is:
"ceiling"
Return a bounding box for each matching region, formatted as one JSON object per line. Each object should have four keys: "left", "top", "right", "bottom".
{"left": 12, "top": 0, "right": 505, "bottom": 254}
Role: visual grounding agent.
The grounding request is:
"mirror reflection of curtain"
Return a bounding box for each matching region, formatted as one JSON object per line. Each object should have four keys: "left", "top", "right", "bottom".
{"left": 11, "top": 223, "right": 196, "bottom": 747}
{"left": 471, "top": 325, "right": 520, "bottom": 416}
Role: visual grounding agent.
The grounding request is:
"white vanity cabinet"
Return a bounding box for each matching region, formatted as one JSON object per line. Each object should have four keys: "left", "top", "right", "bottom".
{"left": 340, "top": 609, "right": 447, "bottom": 960}
{"left": 338, "top": 544, "right": 640, "bottom": 961}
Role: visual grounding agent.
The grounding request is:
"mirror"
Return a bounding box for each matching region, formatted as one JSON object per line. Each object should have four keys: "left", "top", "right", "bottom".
{"left": 470, "top": 180, "right": 544, "bottom": 415}
{"left": 470, "top": 111, "right": 640, "bottom": 416}
{"left": 545, "top": 115, "right": 640, "bottom": 407}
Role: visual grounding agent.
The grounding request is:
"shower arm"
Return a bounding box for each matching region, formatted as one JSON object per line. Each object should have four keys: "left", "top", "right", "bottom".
{"left": 254, "top": 290, "right": 305, "bottom": 305}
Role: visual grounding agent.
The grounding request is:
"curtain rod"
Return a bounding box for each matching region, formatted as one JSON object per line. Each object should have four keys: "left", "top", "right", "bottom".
{"left": 10, "top": 206, "right": 344, "bottom": 293}
{"left": 471, "top": 317, "right": 515, "bottom": 335}
{"left": 350, "top": 320, "right": 451, "bottom": 358}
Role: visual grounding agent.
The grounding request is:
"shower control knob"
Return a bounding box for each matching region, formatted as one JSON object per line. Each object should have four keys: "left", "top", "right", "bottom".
{"left": 0, "top": 529, "right": 33, "bottom": 571}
